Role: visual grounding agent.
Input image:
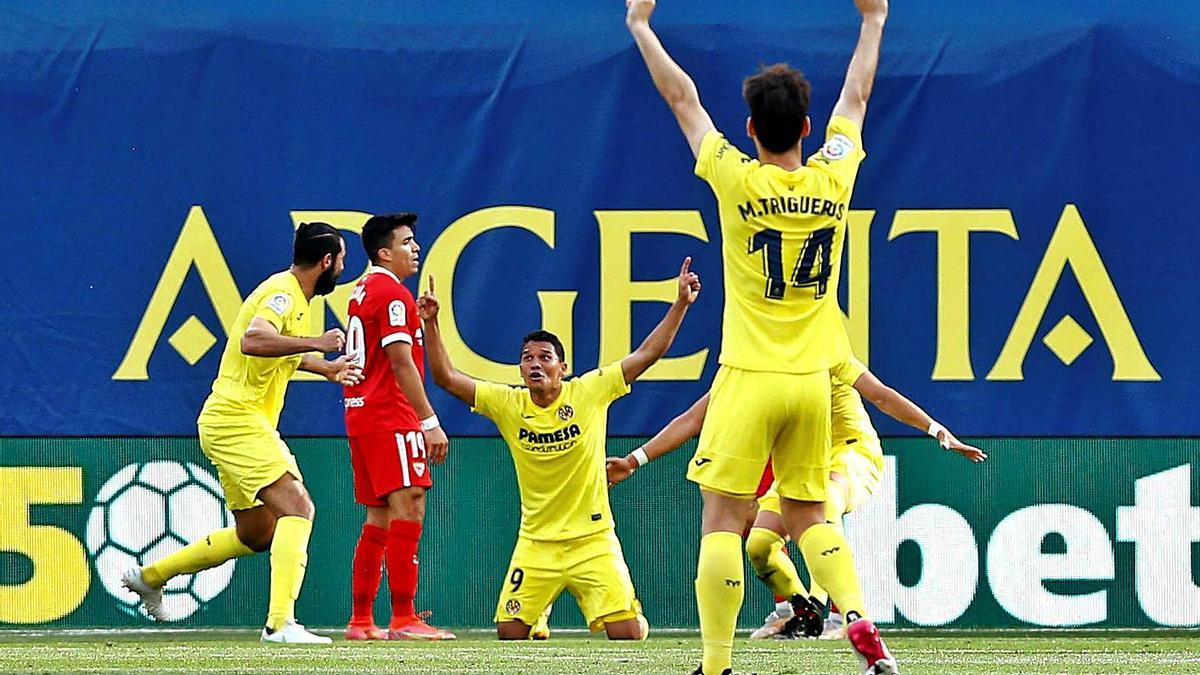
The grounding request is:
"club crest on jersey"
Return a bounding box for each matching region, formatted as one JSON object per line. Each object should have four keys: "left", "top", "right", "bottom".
{"left": 388, "top": 300, "right": 406, "bottom": 326}
{"left": 556, "top": 404, "right": 574, "bottom": 421}
{"left": 266, "top": 292, "right": 291, "bottom": 316}
{"left": 821, "top": 133, "right": 855, "bottom": 161}
{"left": 505, "top": 599, "right": 521, "bottom": 615}
{"left": 413, "top": 461, "right": 426, "bottom": 477}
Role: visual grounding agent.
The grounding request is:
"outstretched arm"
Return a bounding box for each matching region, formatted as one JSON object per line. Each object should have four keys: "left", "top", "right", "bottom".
{"left": 851, "top": 370, "right": 987, "bottom": 462}
{"left": 607, "top": 393, "right": 709, "bottom": 486}
{"left": 418, "top": 277, "right": 477, "bottom": 408}
{"left": 619, "top": 257, "right": 701, "bottom": 384}
{"left": 626, "top": 0, "right": 715, "bottom": 157}
{"left": 830, "top": 0, "right": 888, "bottom": 129}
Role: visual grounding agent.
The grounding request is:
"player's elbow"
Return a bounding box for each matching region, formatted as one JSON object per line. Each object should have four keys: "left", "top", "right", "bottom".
{"left": 666, "top": 88, "right": 701, "bottom": 117}
{"left": 240, "top": 333, "right": 265, "bottom": 357}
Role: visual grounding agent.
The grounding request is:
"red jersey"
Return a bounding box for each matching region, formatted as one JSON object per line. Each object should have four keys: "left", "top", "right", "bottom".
{"left": 343, "top": 266, "right": 425, "bottom": 435}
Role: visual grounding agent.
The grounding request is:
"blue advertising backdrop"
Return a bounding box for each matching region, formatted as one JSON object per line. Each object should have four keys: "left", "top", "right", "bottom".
{"left": 1, "top": 1, "right": 1196, "bottom": 437}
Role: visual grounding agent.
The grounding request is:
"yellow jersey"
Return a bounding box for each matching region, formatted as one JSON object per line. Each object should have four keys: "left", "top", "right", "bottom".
{"left": 829, "top": 356, "right": 884, "bottom": 472}
{"left": 472, "top": 363, "right": 630, "bottom": 542}
{"left": 695, "top": 115, "right": 866, "bottom": 373}
{"left": 199, "top": 271, "right": 311, "bottom": 428}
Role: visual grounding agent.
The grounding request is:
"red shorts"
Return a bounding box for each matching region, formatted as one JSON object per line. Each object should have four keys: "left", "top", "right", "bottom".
{"left": 349, "top": 430, "right": 432, "bottom": 506}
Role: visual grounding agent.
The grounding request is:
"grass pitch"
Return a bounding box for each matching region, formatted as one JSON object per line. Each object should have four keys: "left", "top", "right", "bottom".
{"left": 1, "top": 629, "right": 1198, "bottom": 674}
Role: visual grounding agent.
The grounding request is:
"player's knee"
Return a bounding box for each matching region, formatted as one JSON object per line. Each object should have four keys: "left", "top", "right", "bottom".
{"left": 496, "top": 621, "right": 531, "bottom": 640}
{"left": 387, "top": 488, "right": 426, "bottom": 522}
{"left": 604, "top": 615, "right": 649, "bottom": 640}
{"left": 745, "top": 528, "right": 776, "bottom": 575}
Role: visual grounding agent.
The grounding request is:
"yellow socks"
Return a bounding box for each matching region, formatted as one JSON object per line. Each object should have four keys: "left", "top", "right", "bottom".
{"left": 806, "top": 486, "right": 848, "bottom": 607}
{"left": 745, "top": 527, "right": 806, "bottom": 600}
{"left": 266, "top": 516, "right": 313, "bottom": 631}
{"left": 696, "top": 531, "right": 743, "bottom": 675}
{"left": 797, "top": 522, "right": 865, "bottom": 619}
{"left": 142, "top": 527, "right": 254, "bottom": 588}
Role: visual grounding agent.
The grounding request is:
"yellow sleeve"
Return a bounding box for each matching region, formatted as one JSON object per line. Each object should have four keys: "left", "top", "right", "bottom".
{"left": 576, "top": 362, "right": 631, "bottom": 405}
{"left": 805, "top": 115, "right": 867, "bottom": 189}
{"left": 693, "top": 130, "right": 753, "bottom": 195}
{"left": 829, "top": 356, "right": 868, "bottom": 387}
{"left": 471, "top": 380, "right": 517, "bottom": 423}
{"left": 252, "top": 286, "right": 299, "bottom": 332}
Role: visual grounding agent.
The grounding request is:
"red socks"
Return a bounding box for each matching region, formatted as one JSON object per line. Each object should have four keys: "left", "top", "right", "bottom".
{"left": 387, "top": 519, "right": 422, "bottom": 626}
{"left": 349, "top": 523, "right": 388, "bottom": 627}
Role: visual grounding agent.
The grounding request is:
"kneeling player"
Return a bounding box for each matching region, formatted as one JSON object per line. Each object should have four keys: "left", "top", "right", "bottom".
{"left": 342, "top": 214, "right": 455, "bottom": 641}
{"left": 607, "top": 357, "right": 985, "bottom": 638}
{"left": 421, "top": 259, "right": 701, "bottom": 639}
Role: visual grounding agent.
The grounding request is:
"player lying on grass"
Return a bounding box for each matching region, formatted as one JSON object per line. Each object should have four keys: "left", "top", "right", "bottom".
{"left": 421, "top": 258, "right": 701, "bottom": 640}
{"left": 607, "top": 356, "right": 985, "bottom": 640}
{"left": 341, "top": 213, "right": 455, "bottom": 641}
{"left": 124, "top": 223, "right": 362, "bottom": 644}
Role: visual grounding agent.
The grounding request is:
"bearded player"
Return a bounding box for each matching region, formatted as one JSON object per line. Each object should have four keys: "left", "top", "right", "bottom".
{"left": 341, "top": 213, "right": 455, "bottom": 641}
{"left": 607, "top": 357, "right": 986, "bottom": 640}
{"left": 628, "top": 0, "right": 891, "bottom": 671}
{"left": 123, "top": 222, "right": 361, "bottom": 644}
{"left": 422, "top": 259, "right": 700, "bottom": 640}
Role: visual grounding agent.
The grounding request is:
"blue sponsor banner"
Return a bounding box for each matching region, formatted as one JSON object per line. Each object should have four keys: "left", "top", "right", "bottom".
{"left": 0, "top": 1, "right": 1196, "bottom": 436}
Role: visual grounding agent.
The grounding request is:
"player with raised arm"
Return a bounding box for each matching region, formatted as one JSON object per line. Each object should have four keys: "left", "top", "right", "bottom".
{"left": 420, "top": 259, "right": 701, "bottom": 640}
{"left": 341, "top": 213, "right": 455, "bottom": 641}
{"left": 627, "top": 0, "right": 890, "bottom": 671}
{"left": 607, "top": 358, "right": 987, "bottom": 640}
{"left": 122, "top": 223, "right": 362, "bottom": 644}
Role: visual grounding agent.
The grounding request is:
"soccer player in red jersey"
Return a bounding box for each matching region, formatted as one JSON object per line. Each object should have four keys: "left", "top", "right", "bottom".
{"left": 341, "top": 213, "right": 454, "bottom": 641}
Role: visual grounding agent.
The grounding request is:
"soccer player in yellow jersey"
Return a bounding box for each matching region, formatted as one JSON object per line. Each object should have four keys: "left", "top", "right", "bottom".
{"left": 421, "top": 259, "right": 701, "bottom": 640}
{"left": 607, "top": 358, "right": 986, "bottom": 641}
{"left": 627, "top": 0, "right": 890, "bottom": 671}
{"left": 122, "top": 223, "right": 363, "bottom": 644}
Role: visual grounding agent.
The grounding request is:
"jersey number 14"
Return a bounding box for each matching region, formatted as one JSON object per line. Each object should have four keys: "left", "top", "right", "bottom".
{"left": 749, "top": 227, "right": 834, "bottom": 300}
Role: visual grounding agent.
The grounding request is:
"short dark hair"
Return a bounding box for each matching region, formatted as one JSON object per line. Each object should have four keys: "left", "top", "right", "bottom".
{"left": 361, "top": 212, "right": 419, "bottom": 264}
{"left": 293, "top": 222, "right": 343, "bottom": 267}
{"left": 521, "top": 330, "right": 566, "bottom": 362}
{"left": 743, "top": 63, "right": 812, "bottom": 154}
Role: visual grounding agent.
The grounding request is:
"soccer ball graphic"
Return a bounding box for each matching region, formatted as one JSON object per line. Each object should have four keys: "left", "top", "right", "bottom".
{"left": 86, "top": 461, "right": 236, "bottom": 621}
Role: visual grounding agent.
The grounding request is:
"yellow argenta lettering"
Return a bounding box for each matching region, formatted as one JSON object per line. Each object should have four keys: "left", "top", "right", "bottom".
{"left": 113, "top": 206, "right": 242, "bottom": 380}
{"left": 420, "top": 206, "right": 575, "bottom": 385}
{"left": 595, "top": 210, "right": 709, "bottom": 380}
{"left": 889, "top": 209, "right": 1019, "bottom": 380}
{"left": 988, "top": 204, "right": 1159, "bottom": 381}
{"left": 844, "top": 210, "right": 874, "bottom": 364}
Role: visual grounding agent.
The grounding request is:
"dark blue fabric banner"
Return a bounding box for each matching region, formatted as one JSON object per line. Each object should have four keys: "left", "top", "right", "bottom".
{"left": 1, "top": 1, "right": 1196, "bottom": 436}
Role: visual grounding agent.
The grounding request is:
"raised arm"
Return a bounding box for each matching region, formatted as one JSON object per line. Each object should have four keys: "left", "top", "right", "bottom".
{"left": 830, "top": 0, "right": 888, "bottom": 129}
{"left": 417, "top": 277, "right": 477, "bottom": 407}
{"left": 619, "top": 257, "right": 701, "bottom": 384}
{"left": 850, "top": 370, "right": 987, "bottom": 462}
{"left": 607, "top": 393, "right": 709, "bottom": 486}
{"left": 626, "top": 0, "right": 715, "bottom": 157}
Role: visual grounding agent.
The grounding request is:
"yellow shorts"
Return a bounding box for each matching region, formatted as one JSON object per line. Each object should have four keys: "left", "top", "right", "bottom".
{"left": 198, "top": 418, "right": 302, "bottom": 512}
{"left": 757, "top": 441, "right": 883, "bottom": 516}
{"left": 689, "top": 366, "right": 831, "bottom": 501}
{"left": 494, "top": 529, "right": 642, "bottom": 632}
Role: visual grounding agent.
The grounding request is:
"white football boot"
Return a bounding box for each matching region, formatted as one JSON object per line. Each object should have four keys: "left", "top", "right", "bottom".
{"left": 121, "top": 567, "right": 169, "bottom": 622}
{"left": 261, "top": 620, "right": 333, "bottom": 644}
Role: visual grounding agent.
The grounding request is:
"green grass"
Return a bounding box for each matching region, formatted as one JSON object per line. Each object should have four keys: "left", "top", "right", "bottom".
{"left": 1, "top": 630, "right": 1199, "bottom": 674}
